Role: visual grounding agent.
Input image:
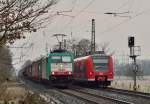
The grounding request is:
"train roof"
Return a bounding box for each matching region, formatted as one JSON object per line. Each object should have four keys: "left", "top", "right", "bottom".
{"left": 48, "top": 49, "right": 73, "bottom": 56}
{"left": 74, "top": 53, "right": 110, "bottom": 61}
{"left": 50, "top": 49, "right": 68, "bottom": 53}
{"left": 74, "top": 55, "right": 90, "bottom": 61}
{"left": 91, "top": 54, "right": 109, "bottom": 57}
{"left": 33, "top": 56, "right": 47, "bottom": 62}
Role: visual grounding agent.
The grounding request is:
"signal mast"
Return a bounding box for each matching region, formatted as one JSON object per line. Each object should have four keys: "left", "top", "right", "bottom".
{"left": 91, "top": 19, "right": 96, "bottom": 54}
{"left": 128, "top": 36, "right": 141, "bottom": 91}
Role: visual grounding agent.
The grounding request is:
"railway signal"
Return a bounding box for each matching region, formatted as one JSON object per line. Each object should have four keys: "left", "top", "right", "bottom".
{"left": 128, "top": 36, "right": 134, "bottom": 47}
{"left": 128, "top": 36, "right": 141, "bottom": 91}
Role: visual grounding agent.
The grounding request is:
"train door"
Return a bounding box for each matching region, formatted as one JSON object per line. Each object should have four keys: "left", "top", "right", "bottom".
{"left": 33, "top": 62, "right": 38, "bottom": 80}
{"left": 42, "top": 58, "right": 47, "bottom": 80}
{"left": 80, "top": 60, "right": 86, "bottom": 80}
{"left": 38, "top": 60, "right": 42, "bottom": 81}
{"left": 46, "top": 57, "right": 50, "bottom": 80}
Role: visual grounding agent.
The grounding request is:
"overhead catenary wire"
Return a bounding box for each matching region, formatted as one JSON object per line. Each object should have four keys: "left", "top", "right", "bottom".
{"left": 71, "top": 0, "right": 77, "bottom": 11}
{"left": 128, "top": 0, "right": 135, "bottom": 10}
{"left": 116, "top": 0, "right": 134, "bottom": 11}
{"left": 44, "top": 0, "right": 147, "bottom": 44}
{"left": 56, "top": 0, "right": 134, "bottom": 34}
{"left": 39, "top": 0, "right": 77, "bottom": 31}
{"left": 101, "top": 7, "right": 150, "bottom": 35}
{"left": 11, "top": 34, "right": 35, "bottom": 68}
{"left": 43, "top": 0, "right": 96, "bottom": 34}
{"left": 104, "top": 0, "right": 135, "bottom": 18}
{"left": 11, "top": 0, "right": 150, "bottom": 67}
{"left": 60, "top": 0, "right": 96, "bottom": 31}
{"left": 42, "top": 0, "right": 147, "bottom": 35}
{"left": 7, "top": 0, "right": 91, "bottom": 68}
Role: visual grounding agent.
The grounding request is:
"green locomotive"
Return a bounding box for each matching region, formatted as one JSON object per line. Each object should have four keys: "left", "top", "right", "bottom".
{"left": 23, "top": 50, "right": 74, "bottom": 86}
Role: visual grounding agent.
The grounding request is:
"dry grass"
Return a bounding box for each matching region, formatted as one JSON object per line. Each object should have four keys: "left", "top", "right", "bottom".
{"left": 111, "top": 76, "right": 150, "bottom": 93}
{"left": 22, "top": 92, "right": 49, "bottom": 104}
{"left": 0, "top": 82, "right": 26, "bottom": 100}
{"left": 0, "top": 81, "right": 49, "bottom": 104}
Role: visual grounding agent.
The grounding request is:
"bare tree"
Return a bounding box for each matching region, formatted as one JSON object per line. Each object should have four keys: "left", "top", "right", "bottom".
{"left": 0, "top": 0, "right": 57, "bottom": 46}
{"left": 66, "top": 38, "right": 91, "bottom": 57}
{"left": 65, "top": 38, "right": 79, "bottom": 52}
{"left": 0, "top": 46, "right": 13, "bottom": 82}
{"left": 52, "top": 37, "right": 103, "bottom": 57}
{"left": 21, "top": 59, "right": 32, "bottom": 69}
{"left": 52, "top": 44, "right": 59, "bottom": 50}
{"left": 77, "top": 39, "right": 91, "bottom": 56}
{"left": 100, "top": 42, "right": 115, "bottom": 55}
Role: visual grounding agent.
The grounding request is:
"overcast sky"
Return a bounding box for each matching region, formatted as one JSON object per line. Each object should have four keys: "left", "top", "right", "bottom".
{"left": 11, "top": 0, "right": 150, "bottom": 69}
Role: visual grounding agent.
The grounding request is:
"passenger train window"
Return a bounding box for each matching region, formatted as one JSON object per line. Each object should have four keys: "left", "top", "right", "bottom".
{"left": 74, "top": 63, "right": 78, "bottom": 73}
{"left": 92, "top": 56, "right": 109, "bottom": 72}
{"left": 80, "top": 61, "right": 86, "bottom": 72}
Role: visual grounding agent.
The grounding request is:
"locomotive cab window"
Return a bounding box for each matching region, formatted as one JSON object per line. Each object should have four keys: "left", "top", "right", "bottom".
{"left": 62, "top": 56, "right": 71, "bottom": 62}
{"left": 50, "top": 55, "right": 73, "bottom": 72}
{"left": 92, "top": 55, "right": 109, "bottom": 72}
{"left": 50, "top": 56, "right": 71, "bottom": 63}
{"left": 51, "top": 56, "right": 62, "bottom": 63}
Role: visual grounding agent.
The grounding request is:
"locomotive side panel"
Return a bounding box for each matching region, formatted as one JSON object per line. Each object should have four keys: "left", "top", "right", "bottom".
{"left": 33, "top": 62, "right": 39, "bottom": 80}
{"left": 74, "top": 59, "right": 87, "bottom": 81}
{"left": 74, "top": 56, "right": 94, "bottom": 81}
{"left": 86, "top": 57, "right": 95, "bottom": 81}
{"left": 26, "top": 65, "right": 32, "bottom": 77}
{"left": 107, "top": 56, "right": 114, "bottom": 81}
{"left": 38, "top": 60, "right": 42, "bottom": 80}
{"left": 41, "top": 58, "right": 47, "bottom": 80}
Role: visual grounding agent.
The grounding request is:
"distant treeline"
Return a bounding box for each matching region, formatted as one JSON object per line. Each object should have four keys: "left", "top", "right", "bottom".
{"left": 115, "top": 59, "right": 150, "bottom": 76}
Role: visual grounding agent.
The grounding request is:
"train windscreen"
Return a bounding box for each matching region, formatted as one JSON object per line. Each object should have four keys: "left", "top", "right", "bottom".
{"left": 51, "top": 56, "right": 71, "bottom": 63}
{"left": 50, "top": 56, "right": 72, "bottom": 71}
{"left": 51, "top": 56, "right": 62, "bottom": 63}
{"left": 92, "top": 56, "right": 109, "bottom": 72}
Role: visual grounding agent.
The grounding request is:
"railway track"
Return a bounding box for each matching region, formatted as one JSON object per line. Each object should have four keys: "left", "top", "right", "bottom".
{"left": 59, "top": 88, "right": 134, "bottom": 104}
{"left": 68, "top": 85, "right": 150, "bottom": 104}
{"left": 21, "top": 78, "right": 132, "bottom": 104}
{"left": 20, "top": 77, "right": 150, "bottom": 104}
{"left": 105, "top": 87, "right": 150, "bottom": 99}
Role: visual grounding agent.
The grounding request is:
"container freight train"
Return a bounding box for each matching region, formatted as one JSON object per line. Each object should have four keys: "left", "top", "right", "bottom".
{"left": 73, "top": 53, "right": 114, "bottom": 87}
{"left": 23, "top": 50, "right": 74, "bottom": 86}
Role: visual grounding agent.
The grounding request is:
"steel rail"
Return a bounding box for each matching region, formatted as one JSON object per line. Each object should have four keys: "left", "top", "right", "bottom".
{"left": 105, "top": 87, "right": 150, "bottom": 99}
{"left": 59, "top": 89, "right": 134, "bottom": 104}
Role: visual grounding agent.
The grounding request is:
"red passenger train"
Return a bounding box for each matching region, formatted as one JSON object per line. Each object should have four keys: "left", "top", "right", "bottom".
{"left": 73, "top": 53, "right": 114, "bottom": 87}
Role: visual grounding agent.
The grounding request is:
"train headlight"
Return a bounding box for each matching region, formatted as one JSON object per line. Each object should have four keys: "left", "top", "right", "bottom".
{"left": 90, "top": 72, "right": 93, "bottom": 75}
{"left": 110, "top": 72, "right": 113, "bottom": 75}
{"left": 68, "top": 72, "right": 72, "bottom": 75}
{"left": 52, "top": 72, "right": 55, "bottom": 75}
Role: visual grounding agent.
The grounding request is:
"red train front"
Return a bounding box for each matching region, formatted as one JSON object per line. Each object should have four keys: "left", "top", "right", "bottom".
{"left": 74, "top": 54, "right": 114, "bottom": 87}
